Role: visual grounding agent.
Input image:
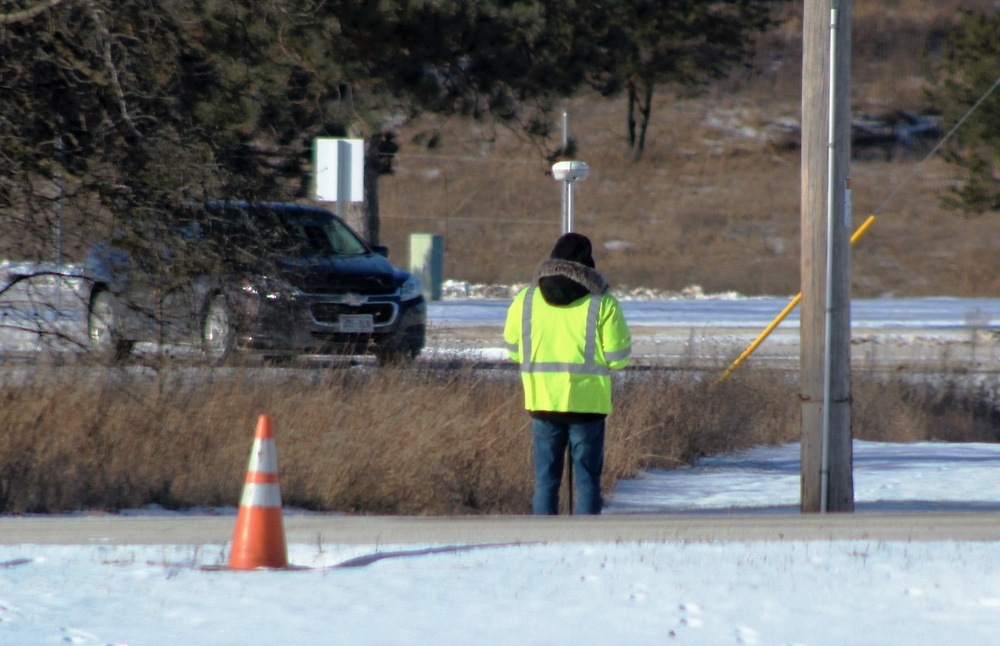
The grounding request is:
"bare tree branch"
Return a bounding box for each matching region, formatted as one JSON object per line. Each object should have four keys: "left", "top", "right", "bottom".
{"left": 0, "top": 0, "right": 62, "bottom": 26}
{"left": 83, "top": 0, "right": 139, "bottom": 136}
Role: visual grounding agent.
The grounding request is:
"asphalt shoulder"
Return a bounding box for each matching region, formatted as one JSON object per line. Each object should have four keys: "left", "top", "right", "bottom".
{"left": 3, "top": 512, "right": 999, "bottom": 546}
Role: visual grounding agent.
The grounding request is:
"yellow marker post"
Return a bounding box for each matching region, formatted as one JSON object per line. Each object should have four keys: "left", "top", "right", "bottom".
{"left": 717, "top": 214, "right": 876, "bottom": 382}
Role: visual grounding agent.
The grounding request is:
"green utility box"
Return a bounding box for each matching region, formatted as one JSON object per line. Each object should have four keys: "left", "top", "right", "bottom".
{"left": 408, "top": 233, "right": 444, "bottom": 301}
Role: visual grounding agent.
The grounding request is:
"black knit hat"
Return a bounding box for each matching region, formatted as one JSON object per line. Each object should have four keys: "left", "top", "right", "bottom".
{"left": 550, "top": 232, "right": 595, "bottom": 268}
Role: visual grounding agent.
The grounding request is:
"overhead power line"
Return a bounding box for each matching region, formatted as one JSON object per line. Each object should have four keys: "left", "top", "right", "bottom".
{"left": 873, "top": 73, "right": 1000, "bottom": 216}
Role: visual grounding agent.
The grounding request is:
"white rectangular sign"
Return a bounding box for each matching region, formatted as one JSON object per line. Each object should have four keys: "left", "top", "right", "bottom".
{"left": 314, "top": 137, "right": 364, "bottom": 202}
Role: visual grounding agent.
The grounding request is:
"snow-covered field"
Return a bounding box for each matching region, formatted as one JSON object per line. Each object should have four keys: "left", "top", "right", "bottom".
{"left": 5, "top": 441, "right": 1000, "bottom": 645}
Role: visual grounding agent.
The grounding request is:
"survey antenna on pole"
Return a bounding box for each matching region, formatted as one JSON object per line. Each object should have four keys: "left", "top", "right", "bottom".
{"left": 553, "top": 111, "right": 590, "bottom": 234}
{"left": 551, "top": 160, "right": 589, "bottom": 235}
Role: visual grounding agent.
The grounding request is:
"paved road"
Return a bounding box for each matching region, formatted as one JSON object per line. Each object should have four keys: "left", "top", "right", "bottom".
{"left": 4, "top": 270, "right": 1000, "bottom": 372}
{"left": 5, "top": 512, "right": 1000, "bottom": 546}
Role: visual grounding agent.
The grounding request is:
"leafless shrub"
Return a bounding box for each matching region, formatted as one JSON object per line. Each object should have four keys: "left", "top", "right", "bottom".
{"left": 853, "top": 372, "right": 1000, "bottom": 444}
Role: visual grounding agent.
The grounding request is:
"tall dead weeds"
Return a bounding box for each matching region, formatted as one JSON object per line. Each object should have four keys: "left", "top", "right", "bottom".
{"left": 3, "top": 363, "right": 997, "bottom": 515}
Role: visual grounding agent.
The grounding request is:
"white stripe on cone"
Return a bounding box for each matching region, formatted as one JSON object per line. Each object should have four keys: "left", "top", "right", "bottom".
{"left": 240, "top": 483, "right": 282, "bottom": 508}
{"left": 247, "top": 439, "right": 279, "bottom": 473}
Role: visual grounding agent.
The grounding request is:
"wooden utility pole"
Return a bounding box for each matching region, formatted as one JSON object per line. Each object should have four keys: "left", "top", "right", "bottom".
{"left": 801, "top": 0, "right": 854, "bottom": 512}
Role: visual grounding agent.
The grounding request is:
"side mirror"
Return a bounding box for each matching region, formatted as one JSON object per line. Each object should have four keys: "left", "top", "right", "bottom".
{"left": 372, "top": 244, "right": 389, "bottom": 257}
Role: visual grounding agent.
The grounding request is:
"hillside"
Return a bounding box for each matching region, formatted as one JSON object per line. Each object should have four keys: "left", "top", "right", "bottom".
{"left": 378, "top": 1, "right": 1000, "bottom": 298}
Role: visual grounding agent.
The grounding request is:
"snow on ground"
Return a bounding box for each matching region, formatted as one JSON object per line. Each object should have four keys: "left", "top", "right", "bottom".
{"left": 606, "top": 440, "right": 1000, "bottom": 515}
{"left": 5, "top": 441, "right": 1000, "bottom": 645}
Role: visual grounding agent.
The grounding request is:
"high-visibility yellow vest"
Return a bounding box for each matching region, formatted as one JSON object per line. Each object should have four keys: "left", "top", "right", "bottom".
{"left": 504, "top": 286, "right": 631, "bottom": 414}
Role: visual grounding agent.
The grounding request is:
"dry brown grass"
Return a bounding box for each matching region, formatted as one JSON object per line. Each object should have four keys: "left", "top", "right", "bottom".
{"left": 854, "top": 371, "right": 1000, "bottom": 443}
{"left": 3, "top": 362, "right": 998, "bottom": 515}
{"left": 377, "top": 0, "right": 1000, "bottom": 298}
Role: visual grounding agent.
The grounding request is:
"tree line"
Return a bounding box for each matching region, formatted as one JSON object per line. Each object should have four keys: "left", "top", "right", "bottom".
{"left": 0, "top": 0, "right": 996, "bottom": 263}
{"left": 0, "top": 0, "right": 778, "bottom": 253}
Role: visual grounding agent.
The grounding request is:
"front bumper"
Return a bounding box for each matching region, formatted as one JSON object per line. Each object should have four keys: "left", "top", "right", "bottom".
{"left": 234, "top": 290, "right": 427, "bottom": 356}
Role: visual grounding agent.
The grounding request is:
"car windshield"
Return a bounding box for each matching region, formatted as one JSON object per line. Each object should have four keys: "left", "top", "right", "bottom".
{"left": 275, "top": 216, "right": 369, "bottom": 258}
{"left": 196, "top": 206, "right": 370, "bottom": 260}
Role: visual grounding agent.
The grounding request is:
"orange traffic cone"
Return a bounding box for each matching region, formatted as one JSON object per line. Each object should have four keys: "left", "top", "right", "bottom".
{"left": 229, "top": 414, "right": 289, "bottom": 570}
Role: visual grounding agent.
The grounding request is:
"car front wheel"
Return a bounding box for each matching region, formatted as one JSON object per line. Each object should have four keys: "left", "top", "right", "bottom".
{"left": 202, "top": 294, "right": 235, "bottom": 364}
{"left": 87, "top": 289, "right": 133, "bottom": 363}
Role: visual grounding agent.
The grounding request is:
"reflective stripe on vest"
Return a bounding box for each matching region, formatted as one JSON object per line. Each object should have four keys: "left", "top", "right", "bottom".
{"left": 519, "top": 287, "right": 610, "bottom": 376}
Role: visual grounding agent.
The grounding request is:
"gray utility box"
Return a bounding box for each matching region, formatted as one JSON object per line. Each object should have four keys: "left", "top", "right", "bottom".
{"left": 408, "top": 233, "right": 443, "bottom": 301}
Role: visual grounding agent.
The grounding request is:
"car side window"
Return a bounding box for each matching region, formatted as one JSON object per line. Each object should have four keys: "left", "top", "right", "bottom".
{"left": 281, "top": 219, "right": 368, "bottom": 257}
{"left": 324, "top": 221, "right": 368, "bottom": 256}
{"left": 299, "top": 225, "right": 334, "bottom": 255}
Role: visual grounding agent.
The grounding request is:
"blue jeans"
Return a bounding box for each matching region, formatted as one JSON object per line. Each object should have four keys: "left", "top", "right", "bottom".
{"left": 531, "top": 417, "right": 605, "bottom": 515}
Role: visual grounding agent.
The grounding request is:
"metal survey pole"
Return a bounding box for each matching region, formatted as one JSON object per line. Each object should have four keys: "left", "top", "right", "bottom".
{"left": 565, "top": 122, "right": 572, "bottom": 511}
{"left": 562, "top": 112, "right": 570, "bottom": 233}
{"left": 552, "top": 160, "right": 590, "bottom": 235}
{"left": 561, "top": 110, "right": 573, "bottom": 513}
{"left": 551, "top": 126, "right": 592, "bottom": 513}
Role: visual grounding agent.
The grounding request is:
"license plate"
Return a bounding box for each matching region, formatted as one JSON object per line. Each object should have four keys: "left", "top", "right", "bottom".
{"left": 338, "top": 314, "right": 374, "bottom": 333}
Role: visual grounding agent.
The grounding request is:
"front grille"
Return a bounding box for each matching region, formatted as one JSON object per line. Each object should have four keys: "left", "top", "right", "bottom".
{"left": 302, "top": 275, "right": 394, "bottom": 295}
{"left": 310, "top": 301, "right": 396, "bottom": 326}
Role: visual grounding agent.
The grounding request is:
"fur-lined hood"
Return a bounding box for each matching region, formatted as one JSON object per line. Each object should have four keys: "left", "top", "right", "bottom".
{"left": 533, "top": 258, "right": 608, "bottom": 306}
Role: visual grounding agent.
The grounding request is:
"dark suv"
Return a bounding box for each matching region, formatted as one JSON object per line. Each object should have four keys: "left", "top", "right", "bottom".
{"left": 84, "top": 201, "right": 426, "bottom": 364}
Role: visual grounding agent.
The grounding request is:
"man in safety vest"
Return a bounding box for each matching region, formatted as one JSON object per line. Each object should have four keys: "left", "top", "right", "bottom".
{"left": 504, "top": 233, "right": 632, "bottom": 515}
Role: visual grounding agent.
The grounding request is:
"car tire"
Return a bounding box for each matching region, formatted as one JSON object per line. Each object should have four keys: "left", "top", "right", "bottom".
{"left": 87, "top": 289, "right": 133, "bottom": 363}
{"left": 202, "top": 294, "right": 235, "bottom": 364}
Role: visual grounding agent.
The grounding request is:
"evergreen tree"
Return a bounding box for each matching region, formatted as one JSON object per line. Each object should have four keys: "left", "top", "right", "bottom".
{"left": 930, "top": 9, "right": 1000, "bottom": 213}
{"left": 0, "top": 0, "right": 785, "bottom": 254}
{"left": 0, "top": 1, "right": 588, "bottom": 248}
{"left": 1, "top": 2, "right": 221, "bottom": 258}
{"left": 585, "top": 0, "right": 780, "bottom": 161}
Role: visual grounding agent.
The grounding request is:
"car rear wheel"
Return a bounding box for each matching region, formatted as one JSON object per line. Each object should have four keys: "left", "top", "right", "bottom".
{"left": 87, "top": 289, "right": 133, "bottom": 363}
{"left": 202, "top": 294, "right": 235, "bottom": 364}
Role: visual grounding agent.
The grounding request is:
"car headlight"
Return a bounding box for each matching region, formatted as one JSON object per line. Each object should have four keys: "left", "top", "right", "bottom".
{"left": 400, "top": 274, "right": 423, "bottom": 302}
{"left": 241, "top": 276, "right": 298, "bottom": 301}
